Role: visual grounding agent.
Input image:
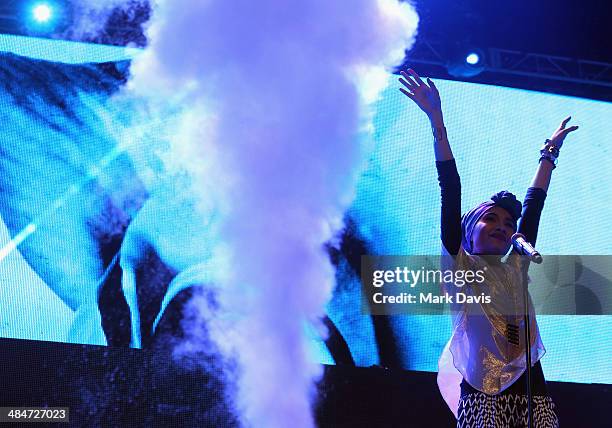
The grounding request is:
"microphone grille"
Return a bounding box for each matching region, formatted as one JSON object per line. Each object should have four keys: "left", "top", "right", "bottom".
{"left": 511, "top": 232, "right": 525, "bottom": 244}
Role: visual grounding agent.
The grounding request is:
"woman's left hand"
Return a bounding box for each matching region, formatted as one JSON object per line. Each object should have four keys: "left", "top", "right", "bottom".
{"left": 549, "top": 116, "right": 579, "bottom": 148}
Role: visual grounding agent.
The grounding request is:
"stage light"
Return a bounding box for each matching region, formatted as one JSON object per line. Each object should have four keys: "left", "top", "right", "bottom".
{"left": 465, "top": 52, "right": 480, "bottom": 65}
{"left": 32, "top": 4, "right": 53, "bottom": 23}
{"left": 447, "top": 47, "right": 486, "bottom": 78}
{"left": 22, "top": 1, "right": 70, "bottom": 35}
{"left": 22, "top": 0, "right": 72, "bottom": 37}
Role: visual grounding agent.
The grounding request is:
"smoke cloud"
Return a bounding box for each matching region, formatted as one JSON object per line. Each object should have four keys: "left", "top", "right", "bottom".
{"left": 126, "top": 1, "right": 419, "bottom": 426}
{"left": 99, "top": 0, "right": 418, "bottom": 426}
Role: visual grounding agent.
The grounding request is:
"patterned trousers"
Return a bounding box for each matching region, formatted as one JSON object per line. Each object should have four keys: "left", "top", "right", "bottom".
{"left": 457, "top": 392, "right": 559, "bottom": 428}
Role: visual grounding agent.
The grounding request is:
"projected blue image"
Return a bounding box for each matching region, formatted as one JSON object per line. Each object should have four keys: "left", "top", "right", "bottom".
{"left": 0, "top": 35, "right": 610, "bottom": 387}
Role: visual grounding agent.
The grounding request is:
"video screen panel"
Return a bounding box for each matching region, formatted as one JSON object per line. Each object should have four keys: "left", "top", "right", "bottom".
{"left": 1, "top": 34, "right": 610, "bottom": 387}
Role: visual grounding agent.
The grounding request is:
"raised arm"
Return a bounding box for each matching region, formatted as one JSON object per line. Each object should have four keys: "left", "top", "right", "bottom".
{"left": 398, "top": 69, "right": 453, "bottom": 161}
{"left": 399, "top": 69, "right": 461, "bottom": 254}
{"left": 518, "top": 117, "right": 579, "bottom": 245}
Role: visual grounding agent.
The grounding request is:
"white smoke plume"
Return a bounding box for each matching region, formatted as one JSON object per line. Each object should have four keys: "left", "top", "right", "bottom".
{"left": 127, "top": 1, "right": 419, "bottom": 426}
{"left": 84, "top": 0, "right": 418, "bottom": 426}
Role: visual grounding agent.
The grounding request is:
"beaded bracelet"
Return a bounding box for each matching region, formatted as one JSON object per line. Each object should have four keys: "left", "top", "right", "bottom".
{"left": 539, "top": 139, "right": 559, "bottom": 169}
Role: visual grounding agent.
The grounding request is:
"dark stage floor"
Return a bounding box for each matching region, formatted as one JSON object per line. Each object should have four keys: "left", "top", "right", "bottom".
{"left": 0, "top": 338, "right": 609, "bottom": 427}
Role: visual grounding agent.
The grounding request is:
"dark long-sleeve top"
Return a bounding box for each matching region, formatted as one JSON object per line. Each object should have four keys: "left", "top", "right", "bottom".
{"left": 435, "top": 158, "right": 549, "bottom": 396}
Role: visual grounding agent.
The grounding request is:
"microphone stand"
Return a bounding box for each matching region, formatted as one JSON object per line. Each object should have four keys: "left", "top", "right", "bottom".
{"left": 518, "top": 256, "right": 533, "bottom": 428}
{"left": 511, "top": 232, "right": 542, "bottom": 428}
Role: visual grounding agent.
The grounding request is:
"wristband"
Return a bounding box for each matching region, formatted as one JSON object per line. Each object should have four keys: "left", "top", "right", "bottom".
{"left": 432, "top": 125, "right": 447, "bottom": 143}
{"left": 539, "top": 139, "right": 559, "bottom": 169}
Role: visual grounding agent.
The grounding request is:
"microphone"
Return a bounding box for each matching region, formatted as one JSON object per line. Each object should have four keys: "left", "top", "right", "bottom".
{"left": 511, "top": 233, "right": 543, "bottom": 264}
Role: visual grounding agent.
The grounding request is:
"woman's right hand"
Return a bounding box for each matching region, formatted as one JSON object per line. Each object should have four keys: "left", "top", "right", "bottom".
{"left": 399, "top": 69, "right": 443, "bottom": 124}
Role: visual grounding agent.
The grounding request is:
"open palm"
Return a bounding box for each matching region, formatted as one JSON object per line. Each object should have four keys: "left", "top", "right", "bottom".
{"left": 398, "top": 69, "right": 442, "bottom": 120}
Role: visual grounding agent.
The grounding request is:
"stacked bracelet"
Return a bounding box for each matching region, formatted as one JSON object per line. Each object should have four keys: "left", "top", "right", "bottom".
{"left": 539, "top": 139, "right": 560, "bottom": 169}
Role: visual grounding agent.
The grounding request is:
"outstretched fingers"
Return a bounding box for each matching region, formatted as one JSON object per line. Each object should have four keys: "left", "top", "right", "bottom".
{"left": 399, "top": 70, "right": 417, "bottom": 89}
{"left": 407, "top": 68, "right": 425, "bottom": 87}
{"left": 558, "top": 116, "right": 572, "bottom": 130}
{"left": 399, "top": 69, "right": 437, "bottom": 95}
{"left": 558, "top": 116, "right": 578, "bottom": 136}
{"left": 562, "top": 125, "right": 579, "bottom": 135}
{"left": 552, "top": 119, "right": 579, "bottom": 147}
{"left": 427, "top": 77, "right": 439, "bottom": 94}
{"left": 399, "top": 87, "right": 415, "bottom": 99}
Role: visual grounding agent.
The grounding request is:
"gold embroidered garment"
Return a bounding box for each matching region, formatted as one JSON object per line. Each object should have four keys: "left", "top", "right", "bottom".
{"left": 437, "top": 244, "right": 546, "bottom": 417}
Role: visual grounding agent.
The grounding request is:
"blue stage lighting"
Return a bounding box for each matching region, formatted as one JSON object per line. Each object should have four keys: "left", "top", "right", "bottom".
{"left": 447, "top": 47, "right": 486, "bottom": 78}
{"left": 465, "top": 52, "right": 480, "bottom": 65}
{"left": 22, "top": 1, "right": 69, "bottom": 35}
{"left": 32, "top": 4, "right": 53, "bottom": 23}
